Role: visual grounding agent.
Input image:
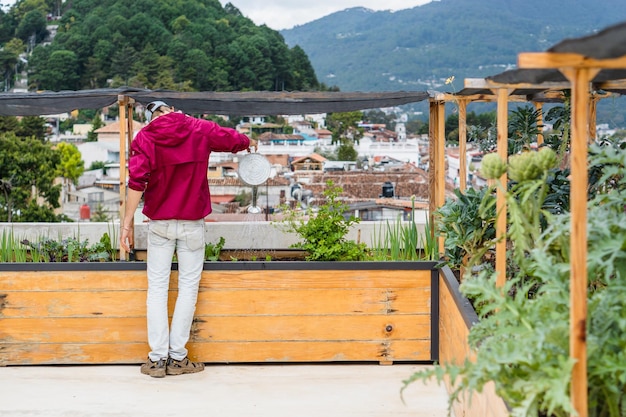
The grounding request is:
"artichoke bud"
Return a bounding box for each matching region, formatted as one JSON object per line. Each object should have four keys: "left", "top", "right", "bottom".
{"left": 480, "top": 153, "right": 507, "bottom": 179}
{"left": 536, "top": 147, "right": 558, "bottom": 171}
{"left": 508, "top": 151, "right": 541, "bottom": 182}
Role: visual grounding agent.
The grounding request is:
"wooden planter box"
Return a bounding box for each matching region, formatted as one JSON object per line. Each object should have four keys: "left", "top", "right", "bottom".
{"left": 0, "top": 261, "right": 438, "bottom": 366}
{"left": 438, "top": 266, "right": 509, "bottom": 417}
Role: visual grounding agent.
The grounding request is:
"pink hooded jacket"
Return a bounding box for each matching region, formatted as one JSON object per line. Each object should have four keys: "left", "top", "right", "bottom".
{"left": 128, "top": 112, "right": 250, "bottom": 220}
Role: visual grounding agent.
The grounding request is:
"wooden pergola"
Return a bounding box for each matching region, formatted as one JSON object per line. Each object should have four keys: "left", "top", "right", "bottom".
{"left": 428, "top": 20, "right": 626, "bottom": 417}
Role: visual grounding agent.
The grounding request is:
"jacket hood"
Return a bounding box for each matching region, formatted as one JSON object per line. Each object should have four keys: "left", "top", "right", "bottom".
{"left": 140, "top": 112, "right": 192, "bottom": 147}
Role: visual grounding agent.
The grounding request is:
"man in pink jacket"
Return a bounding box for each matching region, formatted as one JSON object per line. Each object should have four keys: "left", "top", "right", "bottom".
{"left": 120, "top": 101, "right": 257, "bottom": 378}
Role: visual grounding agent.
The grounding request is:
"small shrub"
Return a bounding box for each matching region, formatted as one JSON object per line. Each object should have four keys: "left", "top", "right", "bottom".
{"left": 205, "top": 236, "right": 225, "bottom": 261}
{"left": 280, "top": 180, "right": 369, "bottom": 261}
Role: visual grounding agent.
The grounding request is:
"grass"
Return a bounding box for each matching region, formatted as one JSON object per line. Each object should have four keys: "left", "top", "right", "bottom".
{"left": 369, "top": 198, "right": 437, "bottom": 261}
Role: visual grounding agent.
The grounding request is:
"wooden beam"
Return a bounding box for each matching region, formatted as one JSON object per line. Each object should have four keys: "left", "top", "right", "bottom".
{"left": 529, "top": 90, "right": 567, "bottom": 102}
{"left": 465, "top": 77, "right": 571, "bottom": 90}
{"left": 519, "top": 52, "right": 626, "bottom": 70}
{"left": 595, "top": 78, "right": 626, "bottom": 90}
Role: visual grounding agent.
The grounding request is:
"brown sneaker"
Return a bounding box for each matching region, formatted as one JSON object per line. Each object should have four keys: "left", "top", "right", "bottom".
{"left": 166, "top": 357, "right": 205, "bottom": 376}
{"left": 140, "top": 357, "right": 167, "bottom": 378}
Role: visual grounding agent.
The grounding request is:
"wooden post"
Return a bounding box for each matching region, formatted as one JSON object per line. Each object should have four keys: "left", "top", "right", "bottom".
{"left": 513, "top": 50, "right": 626, "bottom": 417}
{"left": 427, "top": 98, "right": 446, "bottom": 256}
{"left": 458, "top": 99, "right": 468, "bottom": 191}
{"left": 436, "top": 100, "right": 446, "bottom": 255}
{"left": 588, "top": 94, "right": 598, "bottom": 143}
{"left": 428, "top": 99, "right": 438, "bottom": 245}
{"left": 561, "top": 67, "right": 598, "bottom": 417}
{"left": 118, "top": 95, "right": 129, "bottom": 261}
{"left": 533, "top": 101, "right": 544, "bottom": 145}
{"left": 494, "top": 88, "right": 509, "bottom": 289}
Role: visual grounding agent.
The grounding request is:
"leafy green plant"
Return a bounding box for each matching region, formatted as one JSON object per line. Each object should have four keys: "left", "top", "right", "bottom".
{"left": 508, "top": 105, "right": 542, "bottom": 154}
{"left": 403, "top": 142, "right": 626, "bottom": 417}
{"left": 205, "top": 236, "right": 225, "bottom": 261}
{"left": 435, "top": 186, "right": 497, "bottom": 271}
{"left": 280, "top": 180, "right": 369, "bottom": 261}
{"left": 20, "top": 237, "right": 110, "bottom": 262}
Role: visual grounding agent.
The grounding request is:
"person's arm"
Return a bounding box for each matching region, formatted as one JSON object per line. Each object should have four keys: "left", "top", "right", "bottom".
{"left": 120, "top": 188, "right": 143, "bottom": 253}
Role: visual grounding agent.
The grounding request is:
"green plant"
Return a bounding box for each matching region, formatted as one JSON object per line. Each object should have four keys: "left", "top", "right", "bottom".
{"left": 20, "top": 237, "right": 110, "bottom": 262}
{"left": 0, "top": 229, "right": 27, "bottom": 262}
{"left": 435, "top": 187, "right": 497, "bottom": 271}
{"left": 508, "top": 105, "right": 542, "bottom": 155}
{"left": 370, "top": 197, "right": 436, "bottom": 261}
{"left": 91, "top": 204, "right": 110, "bottom": 222}
{"left": 280, "top": 180, "right": 369, "bottom": 261}
{"left": 205, "top": 236, "right": 225, "bottom": 261}
{"left": 403, "top": 142, "right": 626, "bottom": 417}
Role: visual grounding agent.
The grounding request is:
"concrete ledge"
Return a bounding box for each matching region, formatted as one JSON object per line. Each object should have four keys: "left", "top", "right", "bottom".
{"left": 0, "top": 220, "right": 427, "bottom": 250}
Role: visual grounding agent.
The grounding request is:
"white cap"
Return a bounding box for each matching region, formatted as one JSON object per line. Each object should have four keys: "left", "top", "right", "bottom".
{"left": 144, "top": 101, "right": 170, "bottom": 122}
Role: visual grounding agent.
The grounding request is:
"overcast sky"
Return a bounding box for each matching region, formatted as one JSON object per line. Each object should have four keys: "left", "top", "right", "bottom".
{"left": 2, "top": 1, "right": 432, "bottom": 31}
{"left": 218, "top": 0, "right": 433, "bottom": 31}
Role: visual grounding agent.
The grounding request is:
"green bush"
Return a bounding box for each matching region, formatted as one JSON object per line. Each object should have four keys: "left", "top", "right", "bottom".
{"left": 280, "top": 180, "right": 368, "bottom": 261}
{"left": 404, "top": 142, "right": 626, "bottom": 417}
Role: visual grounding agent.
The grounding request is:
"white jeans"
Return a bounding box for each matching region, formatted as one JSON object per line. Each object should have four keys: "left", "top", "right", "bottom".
{"left": 146, "top": 219, "right": 205, "bottom": 361}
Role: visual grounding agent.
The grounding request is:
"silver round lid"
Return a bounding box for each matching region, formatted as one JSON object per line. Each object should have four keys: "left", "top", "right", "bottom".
{"left": 238, "top": 153, "right": 271, "bottom": 186}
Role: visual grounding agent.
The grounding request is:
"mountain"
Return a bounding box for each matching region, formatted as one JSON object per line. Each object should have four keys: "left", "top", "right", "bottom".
{"left": 280, "top": 0, "right": 626, "bottom": 93}
{"left": 0, "top": 0, "right": 321, "bottom": 93}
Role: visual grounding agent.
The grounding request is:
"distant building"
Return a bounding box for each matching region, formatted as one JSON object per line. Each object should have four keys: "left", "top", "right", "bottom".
{"left": 291, "top": 153, "right": 326, "bottom": 171}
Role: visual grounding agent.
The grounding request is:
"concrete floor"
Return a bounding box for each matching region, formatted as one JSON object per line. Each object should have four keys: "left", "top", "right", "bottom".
{"left": 0, "top": 364, "right": 452, "bottom": 417}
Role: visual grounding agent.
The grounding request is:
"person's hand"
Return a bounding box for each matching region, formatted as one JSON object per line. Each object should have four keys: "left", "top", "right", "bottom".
{"left": 248, "top": 138, "right": 258, "bottom": 153}
{"left": 120, "top": 225, "right": 134, "bottom": 253}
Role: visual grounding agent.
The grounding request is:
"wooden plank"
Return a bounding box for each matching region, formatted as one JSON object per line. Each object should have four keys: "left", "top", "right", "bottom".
{"left": 1, "top": 317, "right": 147, "bottom": 343}
{"left": 518, "top": 52, "right": 626, "bottom": 70}
{"left": 0, "top": 340, "right": 431, "bottom": 365}
{"left": 438, "top": 274, "right": 509, "bottom": 417}
{"left": 0, "top": 342, "right": 149, "bottom": 365}
{"left": 189, "top": 340, "right": 431, "bottom": 362}
{"left": 0, "top": 291, "right": 148, "bottom": 318}
{"left": 0, "top": 288, "right": 430, "bottom": 318}
{"left": 195, "top": 288, "right": 430, "bottom": 316}
{"left": 1, "top": 315, "right": 430, "bottom": 343}
{"left": 0, "top": 271, "right": 148, "bottom": 291}
{"left": 200, "top": 270, "right": 431, "bottom": 289}
{"left": 192, "top": 315, "right": 430, "bottom": 342}
{"left": 0, "top": 269, "right": 431, "bottom": 291}
{"left": 465, "top": 77, "right": 570, "bottom": 90}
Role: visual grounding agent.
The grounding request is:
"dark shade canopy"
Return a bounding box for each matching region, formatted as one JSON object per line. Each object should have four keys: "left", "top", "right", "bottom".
{"left": 0, "top": 88, "right": 430, "bottom": 117}
{"left": 446, "top": 20, "right": 626, "bottom": 100}
{"left": 488, "top": 20, "right": 626, "bottom": 86}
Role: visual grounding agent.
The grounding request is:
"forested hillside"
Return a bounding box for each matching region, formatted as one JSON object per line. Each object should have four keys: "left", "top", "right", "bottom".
{"left": 281, "top": 0, "right": 626, "bottom": 93}
{"left": 0, "top": 0, "right": 321, "bottom": 92}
